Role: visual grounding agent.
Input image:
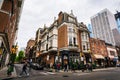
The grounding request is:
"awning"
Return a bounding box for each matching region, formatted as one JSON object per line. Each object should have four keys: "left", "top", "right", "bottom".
{"left": 94, "top": 54, "right": 104, "bottom": 59}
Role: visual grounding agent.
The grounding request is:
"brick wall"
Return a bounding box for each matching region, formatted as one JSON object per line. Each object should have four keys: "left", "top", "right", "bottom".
{"left": 0, "top": 0, "right": 22, "bottom": 50}
{"left": 90, "top": 38, "right": 108, "bottom": 57}
{"left": 58, "top": 24, "right": 68, "bottom": 49}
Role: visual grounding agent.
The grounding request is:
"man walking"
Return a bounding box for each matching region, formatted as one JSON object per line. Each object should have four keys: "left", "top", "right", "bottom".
{"left": 19, "top": 61, "right": 29, "bottom": 77}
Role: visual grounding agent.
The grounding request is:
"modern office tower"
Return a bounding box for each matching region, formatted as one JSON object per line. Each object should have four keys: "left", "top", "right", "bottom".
{"left": 87, "top": 24, "right": 93, "bottom": 38}
{"left": 115, "top": 11, "right": 120, "bottom": 33}
{"left": 91, "top": 9, "right": 117, "bottom": 45}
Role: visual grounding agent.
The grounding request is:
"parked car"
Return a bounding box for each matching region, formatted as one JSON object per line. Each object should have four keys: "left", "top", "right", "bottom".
{"left": 31, "top": 63, "right": 44, "bottom": 70}
{"left": 116, "top": 64, "right": 120, "bottom": 67}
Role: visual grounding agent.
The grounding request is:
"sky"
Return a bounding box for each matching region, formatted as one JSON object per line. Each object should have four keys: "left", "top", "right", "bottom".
{"left": 17, "top": 0, "right": 120, "bottom": 50}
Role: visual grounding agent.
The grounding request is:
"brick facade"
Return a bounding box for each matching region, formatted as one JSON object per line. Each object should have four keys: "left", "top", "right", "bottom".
{"left": 0, "top": 0, "right": 24, "bottom": 68}
{"left": 90, "top": 38, "right": 108, "bottom": 67}
{"left": 58, "top": 24, "right": 68, "bottom": 49}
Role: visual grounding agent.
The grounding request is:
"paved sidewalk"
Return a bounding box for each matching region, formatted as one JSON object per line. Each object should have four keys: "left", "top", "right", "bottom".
{"left": 49, "top": 67, "right": 116, "bottom": 73}
{"left": 0, "top": 66, "right": 17, "bottom": 80}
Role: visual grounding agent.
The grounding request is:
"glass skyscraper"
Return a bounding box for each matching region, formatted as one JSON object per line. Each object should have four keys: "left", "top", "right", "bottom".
{"left": 115, "top": 11, "right": 120, "bottom": 33}
{"left": 87, "top": 24, "right": 93, "bottom": 38}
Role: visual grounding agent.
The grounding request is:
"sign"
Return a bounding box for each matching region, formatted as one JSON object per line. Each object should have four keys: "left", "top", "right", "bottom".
{"left": 47, "top": 55, "right": 49, "bottom": 61}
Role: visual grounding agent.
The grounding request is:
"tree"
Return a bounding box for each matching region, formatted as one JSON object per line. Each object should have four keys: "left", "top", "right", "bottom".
{"left": 16, "top": 50, "right": 25, "bottom": 62}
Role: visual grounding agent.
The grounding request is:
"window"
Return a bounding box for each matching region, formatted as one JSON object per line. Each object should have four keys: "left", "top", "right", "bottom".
{"left": 110, "top": 51, "right": 115, "bottom": 56}
{"left": 87, "top": 43, "right": 88, "bottom": 50}
{"left": 73, "top": 37, "right": 76, "bottom": 45}
{"left": 50, "top": 40, "right": 52, "bottom": 47}
{"left": 46, "top": 44, "right": 48, "bottom": 51}
{"left": 68, "top": 17, "right": 75, "bottom": 22}
{"left": 69, "top": 28, "right": 72, "bottom": 32}
{"left": 47, "top": 35, "right": 49, "bottom": 40}
{"left": 83, "top": 45, "right": 85, "bottom": 50}
{"left": 0, "top": 0, "right": 3, "bottom": 9}
{"left": 69, "top": 36, "right": 72, "bottom": 45}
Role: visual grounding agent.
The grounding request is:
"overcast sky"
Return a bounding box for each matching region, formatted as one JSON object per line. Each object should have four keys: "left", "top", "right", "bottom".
{"left": 17, "top": 0, "right": 120, "bottom": 49}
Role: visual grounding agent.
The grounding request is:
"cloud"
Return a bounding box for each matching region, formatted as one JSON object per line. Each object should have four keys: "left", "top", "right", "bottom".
{"left": 17, "top": 0, "right": 120, "bottom": 49}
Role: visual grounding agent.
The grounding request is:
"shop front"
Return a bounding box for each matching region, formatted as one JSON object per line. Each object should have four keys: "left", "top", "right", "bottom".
{"left": 0, "top": 33, "right": 10, "bottom": 69}
{"left": 59, "top": 50, "right": 80, "bottom": 69}
{"left": 93, "top": 54, "right": 105, "bottom": 68}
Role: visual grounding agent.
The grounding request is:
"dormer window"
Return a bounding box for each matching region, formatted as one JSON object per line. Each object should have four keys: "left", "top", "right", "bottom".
{"left": 68, "top": 17, "right": 75, "bottom": 23}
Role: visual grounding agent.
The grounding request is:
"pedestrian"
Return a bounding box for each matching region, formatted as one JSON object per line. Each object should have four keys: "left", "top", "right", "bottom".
{"left": 7, "top": 61, "right": 14, "bottom": 76}
{"left": 86, "top": 63, "right": 89, "bottom": 72}
{"left": 54, "top": 63, "right": 57, "bottom": 72}
{"left": 19, "top": 61, "right": 29, "bottom": 76}
{"left": 88, "top": 63, "right": 92, "bottom": 72}
{"left": 64, "top": 63, "right": 68, "bottom": 72}
{"left": 57, "top": 62, "right": 60, "bottom": 72}
{"left": 27, "top": 59, "right": 32, "bottom": 72}
{"left": 72, "top": 62, "right": 75, "bottom": 72}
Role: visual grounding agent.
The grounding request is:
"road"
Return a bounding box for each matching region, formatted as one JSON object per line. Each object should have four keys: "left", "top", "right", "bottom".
{"left": 12, "top": 64, "right": 120, "bottom": 80}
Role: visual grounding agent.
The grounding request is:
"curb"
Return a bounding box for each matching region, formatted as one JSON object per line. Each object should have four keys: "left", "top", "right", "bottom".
{"left": 1, "top": 77, "right": 14, "bottom": 80}
{"left": 0, "top": 67, "right": 17, "bottom": 80}
{"left": 93, "top": 67, "right": 115, "bottom": 71}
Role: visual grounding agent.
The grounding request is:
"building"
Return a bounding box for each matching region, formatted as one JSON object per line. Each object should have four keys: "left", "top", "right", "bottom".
{"left": 0, "top": 0, "right": 24, "bottom": 68}
{"left": 91, "top": 9, "right": 117, "bottom": 45}
{"left": 25, "top": 38, "right": 35, "bottom": 61}
{"left": 112, "top": 28, "right": 120, "bottom": 46}
{"left": 34, "top": 11, "right": 91, "bottom": 68}
{"left": 105, "top": 43, "right": 118, "bottom": 66}
{"left": 87, "top": 24, "right": 93, "bottom": 38}
{"left": 115, "top": 11, "right": 120, "bottom": 33}
{"left": 90, "top": 38, "right": 108, "bottom": 67}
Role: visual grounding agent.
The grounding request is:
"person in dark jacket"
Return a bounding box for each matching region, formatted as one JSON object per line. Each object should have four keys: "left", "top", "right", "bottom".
{"left": 19, "top": 61, "right": 29, "bottom": 76}
{"left": 64, "top": 63, "right": 68, "bottom": 72}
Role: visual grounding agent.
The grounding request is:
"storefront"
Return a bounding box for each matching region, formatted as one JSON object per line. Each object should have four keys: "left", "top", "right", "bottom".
{"left": 107, "top": 46, "right": 118, "bottom": 66}
{"left": 0, "top": 33, "right": 10, "bottom": 69}
{"left": 59, "top": 50, "right": 80, "bottom": 69}
{"left": 93, "top": 54, "right": 105, "bottom": 67}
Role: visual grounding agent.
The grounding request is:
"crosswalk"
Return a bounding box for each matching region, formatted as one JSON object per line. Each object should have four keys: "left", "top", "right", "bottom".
{"left": 39, "top": 72, "right": 56, "bottom": 75}
{"left": 39, "top": 71, "right": 90, "bottom": 76}
{"left": 73, "top": 73, "right": 90, "bottom": 76}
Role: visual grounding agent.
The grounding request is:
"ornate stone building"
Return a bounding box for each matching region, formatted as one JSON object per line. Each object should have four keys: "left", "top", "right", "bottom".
{"left": 34, "top": 11, "right": 91, "bottom": 68}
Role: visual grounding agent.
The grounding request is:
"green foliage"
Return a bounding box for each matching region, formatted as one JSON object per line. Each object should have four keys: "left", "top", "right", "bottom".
{"left": 15, "top": 50, "right": 25, "bottom": 62}
{"left": 92, "top": 63, "right": 96, "bottom": 69}
{"left": 15, "top": 56, "right": 19, "bottom": 62}
{"left": 10, "top": 54, "right": 16, "bottom": 63}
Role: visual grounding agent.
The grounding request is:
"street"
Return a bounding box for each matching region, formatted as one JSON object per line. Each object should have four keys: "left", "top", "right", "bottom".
{"left": 11, "top": 64, "right": 120, "bottom": 80}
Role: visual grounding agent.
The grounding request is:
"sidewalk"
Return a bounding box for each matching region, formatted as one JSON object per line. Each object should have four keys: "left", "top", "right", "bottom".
{"left": 49, "top": 67, "right": 116, "bottom": 73}
{"left": 0, "top": 66, "right": 17, "bottom": 80}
